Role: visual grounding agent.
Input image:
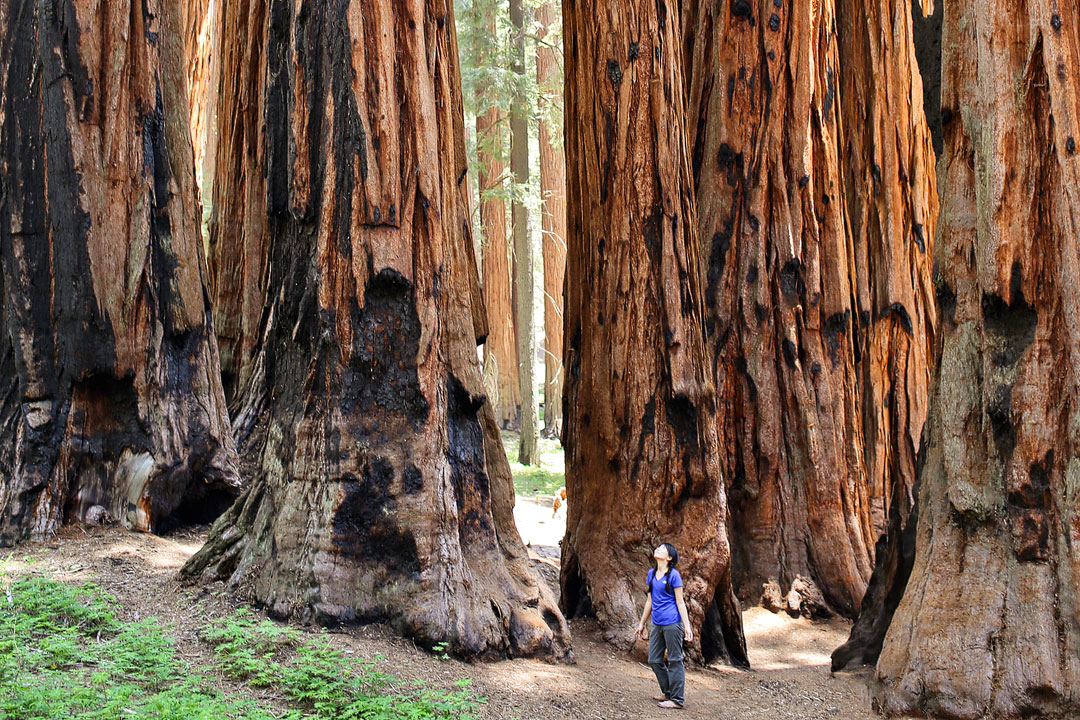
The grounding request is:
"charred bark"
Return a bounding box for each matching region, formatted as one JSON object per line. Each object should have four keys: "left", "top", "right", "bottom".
{"left": 536, "top": 1, "right": 566, "bottom": 438}
{"left": 182, "top": 0, "right": 569, "bottom": 661}
{"left": 682, "top": 0, "right": 937, "bottom": 617}
{"left": 561, "top": 0, "right": 747, "bottom": 666}
{"left": 875, "top": 2, "right": 1080, "bottom": 716}
{"left": 0, "top": 0, "right": 240, "bottom": 545}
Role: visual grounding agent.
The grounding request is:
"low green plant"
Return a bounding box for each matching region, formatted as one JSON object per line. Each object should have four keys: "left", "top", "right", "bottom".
{"left": 0, "top": 576, "right": 482, "bottom": 720}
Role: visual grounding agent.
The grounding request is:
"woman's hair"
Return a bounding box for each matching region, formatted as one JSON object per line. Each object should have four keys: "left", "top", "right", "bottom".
{"left": 653, "top": 542, "right": 679, "bottom": 576}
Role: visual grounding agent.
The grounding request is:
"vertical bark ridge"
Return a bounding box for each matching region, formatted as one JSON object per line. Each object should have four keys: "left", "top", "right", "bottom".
{"left": 183, "top": 0, "right": 570, "bottom": 661}
{"left": 0, "top": 0, "right": 240, "bottom": 545}
{"left": 561, "top": 0, "right": 748, "bottom": 666}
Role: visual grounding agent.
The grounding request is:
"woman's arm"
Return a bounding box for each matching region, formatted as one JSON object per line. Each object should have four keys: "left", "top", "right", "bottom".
{"left": 635, "top": 595, "right": 653, "bottom": 639}
{"left": 674, "top": 587, "right": 693, "bottom": 642}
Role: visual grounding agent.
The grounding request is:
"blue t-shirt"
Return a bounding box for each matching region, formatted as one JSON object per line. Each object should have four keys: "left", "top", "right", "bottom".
{"left": 647, "top": 567, "right": 683, "bottom": 626}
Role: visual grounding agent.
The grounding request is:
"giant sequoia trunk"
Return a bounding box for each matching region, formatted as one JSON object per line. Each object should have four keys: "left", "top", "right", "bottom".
{"left": 874, "top": 2, "right": 1080, "bottom": 716}
{"left": 560, "top": 0, "right": 747, "bottom": 666}
{"left": 205, "top": 0, "right": 269, "bottom": 401}
{"left": 0, "top": 0, "right": 240, "bottom": 545}
{"left": 682, "top": 0, "right": 937, "bottom": 617}
{"left": 182, "top": 0, "right": 569, "bottom": 661}
{"left": 536, "top": 1, "right": 566, "bottom": 438}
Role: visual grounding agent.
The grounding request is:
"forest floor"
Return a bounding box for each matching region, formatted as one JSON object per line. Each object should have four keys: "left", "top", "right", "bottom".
{"left": 1, "top": 502, "right": 881, "bottom": 720}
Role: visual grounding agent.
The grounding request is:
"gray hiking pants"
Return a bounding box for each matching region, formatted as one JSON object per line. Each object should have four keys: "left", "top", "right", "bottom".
{"left": 648, "top": 621, "right": 685, "bottom": 706}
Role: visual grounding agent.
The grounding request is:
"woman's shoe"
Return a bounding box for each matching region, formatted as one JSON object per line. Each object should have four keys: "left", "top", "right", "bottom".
{"left": 652, "top": 694, "right": 668, "bottom": 702}
{"left": 657, "top": 700, "right": 683, "bottom": 710}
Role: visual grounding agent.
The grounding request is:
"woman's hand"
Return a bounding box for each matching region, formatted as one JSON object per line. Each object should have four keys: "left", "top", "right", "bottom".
{"left": 683, "top": 624, "right": 693, "bottom": 643}
{"left": 634, "top": 622, "right": 647, "bottom": 641}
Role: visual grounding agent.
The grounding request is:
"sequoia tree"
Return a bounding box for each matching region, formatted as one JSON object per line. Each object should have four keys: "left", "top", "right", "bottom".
{"left": 182, "top": 0, "right": 570, "bottom": 660}
{"left": 474, "top": 1, "right": 519, "bottom": 429}
{"left": 560, "top": 0, "right": 748, "bottom": 666}
{"left": 0, "top": 0, "right": 240, "bottom": 545}
{"left": 536, "top": 1, "right": 566, "bottom": 437}
{"left": 874, "top": 2, "right": 1080, "bottom": 716}
{"left": 184, "top": 0, "right": 217, "bottom": 186}
{"left": 682, "top": 0, "right": 937, "bottom": 616}
{"left": 203, "top": 0, "right": 269, "bottom": 401}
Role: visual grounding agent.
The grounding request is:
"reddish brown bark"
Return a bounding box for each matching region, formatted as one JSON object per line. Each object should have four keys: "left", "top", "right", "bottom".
{"left": 560, "top": 0, "right": 747, "bottom": 666}
{"left": 477, "top": 105, "right": 520, "bottom": 428}
{"left": 875, "top": 2, "right": 1080, "bottom": 716}
{"left": 0, "top": 0, "right": 240, "bottom": 545}
{"left": 183, "top": 0, "right": 569, "bottom": 660}
{"left": 205, "top": 0, "right": 269, "bottom": 400}
{"left": 184, "top": 0, "right": 216, "bottom": 187}
{"left": 682, "top": 0, "right": 937, "bottom": 617}
{"left": 536, "top": 1, "right": 566, "bottom": 438}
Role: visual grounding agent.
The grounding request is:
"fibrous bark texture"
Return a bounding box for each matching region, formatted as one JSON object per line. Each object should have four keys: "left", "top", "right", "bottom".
{"left": 561, "top": 0, "right": 748, "bottom": 666}
{"left": 0, "top": 0, "right": 240, "bottom": 546}
{"left": 875, "top": 2, "right": 1080, "bottom": 717}
{"left": 509, "top": 0, "right": 538, "bottom": 466}
{"left": 205, "top": 0, "right": 269, "bottom": 401}
{"left": 476, "top": 74, "right": 519, "bottom": 427}
{"left": 682, "top": 0, "right": 937, "bottom": 617}
{"left": 182, "top": 0, "right": 569, "bottom": 661}
{"left": 536, "top": 1, "right": 566, "bottom": 438}
{"left": 184, "top": 0, "right": 217, "bottom": 186}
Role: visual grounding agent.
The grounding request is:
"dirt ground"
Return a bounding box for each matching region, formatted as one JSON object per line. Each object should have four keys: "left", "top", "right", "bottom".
{"left": 0, "top": 514, "right": 881, "bottom": 720}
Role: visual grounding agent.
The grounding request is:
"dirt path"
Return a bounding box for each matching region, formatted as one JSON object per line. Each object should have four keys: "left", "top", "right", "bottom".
{"left": 1, "top": 521, "right": 879, "bottom": 720}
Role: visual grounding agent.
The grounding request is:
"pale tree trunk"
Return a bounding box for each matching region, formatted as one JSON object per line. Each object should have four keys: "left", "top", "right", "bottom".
{"left": 182, "top": 0, "right": 569, "bottom": 661}
{"left": 205, "top": 0, "right": 269, "bottom": 402}
{"left": 535, "top": 2, "right": 566, "bottom": 439}
{"left": 475, "top": 0, "right": 519, "bottom": 429}
{"left": 184, "top": 0, "right": 217, "bottom": 190}
{"left": 875, "top": 1, "right": 1080, "bottom": 716}
{"left": 0, "top": 0, "right": 240, "bottom": 545}
{"left": 682, "top": 0, "right": 937, "bottom": 617}
{"left": 561, "top": 0, "right": 747, "bottom": 666}
{"left": 510, "top": 0, "right": 538, "bottom": 465}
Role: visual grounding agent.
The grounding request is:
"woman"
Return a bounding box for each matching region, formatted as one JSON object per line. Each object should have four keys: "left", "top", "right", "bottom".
{"left": 634, "top": 542, "right": 692, "bottom": 709}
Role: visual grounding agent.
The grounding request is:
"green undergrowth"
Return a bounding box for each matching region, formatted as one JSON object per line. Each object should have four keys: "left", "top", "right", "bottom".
{"left": 0, "top": 575, "right": 482, "bottom": 720}
{"left": 502, "top": 431, "right": 565, "bottom": 496}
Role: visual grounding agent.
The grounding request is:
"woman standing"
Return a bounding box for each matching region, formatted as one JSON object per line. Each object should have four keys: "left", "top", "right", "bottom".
{"left": 634, "top": 543, "right": 693, "bottom": 709}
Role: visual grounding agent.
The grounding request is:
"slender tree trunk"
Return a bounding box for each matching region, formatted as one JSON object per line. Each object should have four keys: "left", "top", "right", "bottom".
{"left": 205, "top": 0, "right": 269, "bottom": 402}
{"left": 182, "top": 0, "right": 569, "bottom": 661}
{"left": 0, "top": 0, "right": 240, "bottom": 545}
{"left": 477, "top": 110, "right": 519, "bottom": 429}
{"left": 535, "top": 2, "right": 566, "bottom": 439}
{"left": 682, "top": 0, "right": 937, "bottom": 617}
{"left": 510, "top": 0, "right": 538, "bottom": 465}
{"left": 875, "top": 2, "right": 1080, "bottom": 716}
{"left": 560, "top": 0, "right": 747, "bottom": 666}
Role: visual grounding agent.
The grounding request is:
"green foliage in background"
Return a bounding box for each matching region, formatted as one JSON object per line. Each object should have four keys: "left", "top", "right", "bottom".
{"left": 0, "top": 576, "right": 481, "bottom": 720}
